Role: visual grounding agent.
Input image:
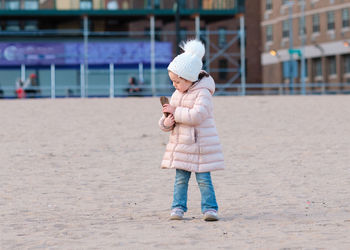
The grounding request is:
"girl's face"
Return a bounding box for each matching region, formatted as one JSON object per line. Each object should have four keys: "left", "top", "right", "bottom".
{"left": 168, "top": 71, "right": 192, "bottom": 93}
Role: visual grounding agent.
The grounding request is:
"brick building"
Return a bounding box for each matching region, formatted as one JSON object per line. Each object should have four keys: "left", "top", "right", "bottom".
{"left": 261, "top": 0, "right": 350, "bottom": 93}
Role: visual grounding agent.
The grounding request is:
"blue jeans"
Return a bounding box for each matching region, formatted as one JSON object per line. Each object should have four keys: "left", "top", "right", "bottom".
{"left": 171, "top": 169, "right": 218, "bottom": 213}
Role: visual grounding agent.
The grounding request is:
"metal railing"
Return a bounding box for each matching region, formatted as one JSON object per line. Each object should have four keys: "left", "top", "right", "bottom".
{"left": 1, "top": 81, "right": 350, "bottom": 99}
{"left": 0, "top": 0, "right": 238, "bottom": 11}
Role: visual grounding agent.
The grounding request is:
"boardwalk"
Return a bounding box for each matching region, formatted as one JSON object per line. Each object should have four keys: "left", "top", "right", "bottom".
{"left": 1, "top": 96, "right": 350, "bottom": 249}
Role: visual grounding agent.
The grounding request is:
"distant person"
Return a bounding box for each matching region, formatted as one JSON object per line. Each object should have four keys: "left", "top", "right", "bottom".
{"left": 15, "top": 78, "right": 26, "bottom": 99}
{"left": 65, "top": 88, "right": 74, "bottom": 97}
{"left": 127, "top": 76, "right": 141, "bottom": 94}
{"left": 0, "top": 84, "right": 4, "bottom": 99}
{"left": 24, "top": 73, "right": 40, "bottom": 97}
{"left": 159, "top": 40, "right": 224, "bottom": 221}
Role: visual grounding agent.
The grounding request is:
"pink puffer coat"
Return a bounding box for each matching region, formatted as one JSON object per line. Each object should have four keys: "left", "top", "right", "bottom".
{"left": 159, "top": 74, "right": 224, "bottom": 173}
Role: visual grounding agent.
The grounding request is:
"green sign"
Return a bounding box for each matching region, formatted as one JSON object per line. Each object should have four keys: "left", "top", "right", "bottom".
{"left": 288, "top": 49, "right": 302, "bottom": 57}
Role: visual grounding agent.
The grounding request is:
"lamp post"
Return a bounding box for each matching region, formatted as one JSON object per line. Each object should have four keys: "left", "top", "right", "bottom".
{"left": 288, "top": 0, "right": 294, "bottom": 94}
{"left": 270, "top": 49, "right": 283, "bottom": 94}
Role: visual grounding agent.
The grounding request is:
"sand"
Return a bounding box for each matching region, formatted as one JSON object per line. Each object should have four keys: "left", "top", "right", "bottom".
{"left": 1, "top": 96, "right": 350, "bottom": 249}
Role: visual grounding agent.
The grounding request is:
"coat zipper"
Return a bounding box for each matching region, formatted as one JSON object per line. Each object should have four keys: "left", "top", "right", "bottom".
{"left": 169, "top": 93, "right": 185, "bottom": 167}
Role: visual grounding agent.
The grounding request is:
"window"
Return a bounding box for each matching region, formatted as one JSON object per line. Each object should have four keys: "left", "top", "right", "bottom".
{"left": 344, "top": 55, "right": 350, "bottom": 73}
{"left": 327, "top": 11, "right": 335, "bottom": 30}
{"left": 80, "top": 0, "right": 92, "bottom": 10}
{"left": 299, "top": 17, "right": 306, "bottom": 36}
{"left": 155, "top": 28, "right": 161, "bottom": 41}
{"left": 266, "top": 25, "right": 273, "bottom": 42}
{"left": 266, "top": 0, "right": 272, "bottom": 10}
{"left": 282, "top": 0, "right": 289, "bottom": 5}
{"left": 107, "top": 0, "right": 118, "bottom": 10}
{"left": 218, "top": 28, "right": 226, "bottom": 48}
{"left": 327, "top": 56, "right": 336, "bottom": 75}
{"left": 313, "top": 58, "right": 322, "bottom": 77}
{"left": 312, "top": 14, "right": 320, "bottom": 33}
{"left": 6, "top": 21, "right": 20, "bottom": 31}
{"left": 144, "top": 27, "right": 161, "bottom": 40}
{"left": 282, "top": 20, "right": 289, "bottom": 38}
{"left": 342, "top": 9, "right": 350, "bottom": 28}
{"left": 24, "top": 0, "right": 38, "bottom": 10}
{"left": 24, "top": 20, "right": 38, "bottom": 31}
{"left": 6, "top": 0, "right": 20, "bottom": 10}
{"left": 219, "top": 59, "right": 228, "bottom": 80}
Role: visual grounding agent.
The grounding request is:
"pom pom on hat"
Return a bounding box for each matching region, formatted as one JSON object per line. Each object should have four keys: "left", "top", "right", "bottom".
{"left": 180, "top": 40, "right": 205, "bottom": 59}
{"left": 168, "top": 40, "right": 205, "bottom": 82}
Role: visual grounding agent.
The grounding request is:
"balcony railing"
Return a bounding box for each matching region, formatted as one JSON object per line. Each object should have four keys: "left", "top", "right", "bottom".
{"left": 0, "top": 0, "right": 238, "bottom": 11}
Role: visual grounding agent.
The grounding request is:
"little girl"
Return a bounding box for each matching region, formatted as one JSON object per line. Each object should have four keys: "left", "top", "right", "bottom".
{"left": 159, "top": 39, "right": 224, "bottom": 221}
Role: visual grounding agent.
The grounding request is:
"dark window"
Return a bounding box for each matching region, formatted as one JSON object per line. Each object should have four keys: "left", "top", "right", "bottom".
{"left": 145, "top": 28, "right": 168, "bottom": 41}
{"left": 24, "top": 20, "right": 38, "bottom": 31}
{"left": 266, "top": 0, "right": 272, "bottom": 10}
{"left": 218, "top": 28, "right": 226, "bottom": 48}
{"left": 313, "top": 14, "right": 320, "bottom": 33}
{"left": 266, "top": 25, "right": 273, "bottom": 42}
{"left": 327, "top": 56, "right": 336, "bottom": 75}
{"left": 282, "top": 20, "right": 289, "bottom": 38}
{"left": 342, "top": 9, "right": 350, "bottom": 28}
{"left": 6, "top": 20, "right": 20, "bottom": 31}
{"left": 344, "top": 55, "right": 350, "bottom": 73}
{"left": 219, "top": 59, "right": 228, "bottom": 80}
{"left": 327, "top": 11, "right": 335, "bottom": 30}
{"left": 313, "top": 58, "right": 322, "bottom": 77}
{"left": 299, "top": 17, "right": 306, "bottom": 36}
{"left": 155, "top": 28, "right": 161, "bottom": 41}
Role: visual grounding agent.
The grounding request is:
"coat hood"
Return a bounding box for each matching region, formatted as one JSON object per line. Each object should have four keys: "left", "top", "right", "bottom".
{"left": 189, "top": 71, "right": 215, "bottom": 95}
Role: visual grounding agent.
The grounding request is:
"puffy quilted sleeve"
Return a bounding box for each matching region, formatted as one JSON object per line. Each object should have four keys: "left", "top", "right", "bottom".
{"left": 174, "top": 89, "right": 212, "bottom": 126}
{"left": 158, "top": 114, "right": 174, "bottom": 132}
{"left": 158, "top": 93, "right": 176, "bottom": 132}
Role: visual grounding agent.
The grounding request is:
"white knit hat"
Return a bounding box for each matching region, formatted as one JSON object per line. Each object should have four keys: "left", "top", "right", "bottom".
{"left": 168, "top": 40, "right": 205, "bottom": 82}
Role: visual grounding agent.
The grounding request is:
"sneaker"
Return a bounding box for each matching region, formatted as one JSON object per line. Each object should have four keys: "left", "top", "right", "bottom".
{"left": 203, "top": 210, "right": 219, "bottom": 221}
{"left": 170, "top": 208, "right": 184, "bottom": 220}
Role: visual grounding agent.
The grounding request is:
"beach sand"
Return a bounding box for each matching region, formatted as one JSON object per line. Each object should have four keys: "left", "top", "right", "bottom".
{"left": 1, "top": 96, "right": 350, "bottom": 249}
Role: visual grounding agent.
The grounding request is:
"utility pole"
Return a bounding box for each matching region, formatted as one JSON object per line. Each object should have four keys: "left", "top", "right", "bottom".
{"left": 83, "top": 15, "right": 89, "bottom": 97}
{"left": 300, "top": 0, "right": 306, "bottom": 95}
{"left": 288, "top": 0, "right": 294, "bottom": 94}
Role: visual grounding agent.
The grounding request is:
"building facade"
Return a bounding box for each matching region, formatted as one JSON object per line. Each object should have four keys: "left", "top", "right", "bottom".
{"left": 261, "top": 0, "right": 350, "bottom": 93}
{"left": 0, "top": 0, "right": 263, "bottom": 98}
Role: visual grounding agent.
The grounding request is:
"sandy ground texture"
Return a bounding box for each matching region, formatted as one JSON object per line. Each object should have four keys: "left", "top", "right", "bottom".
{"left": 1, "top": 96, "right": 350, "bottom": 249}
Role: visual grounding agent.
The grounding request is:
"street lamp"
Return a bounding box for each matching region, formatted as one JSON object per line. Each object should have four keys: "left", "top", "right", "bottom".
{"left": 269, "top": 49, "right": 277, "bottom": 57}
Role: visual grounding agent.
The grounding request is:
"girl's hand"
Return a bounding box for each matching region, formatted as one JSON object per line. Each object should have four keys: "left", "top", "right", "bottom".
{"left": 163, "top": 104, "right": 176, "bottom": 114}
{"left": 164, "top": 114, "right": 175, "bottom": 127}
